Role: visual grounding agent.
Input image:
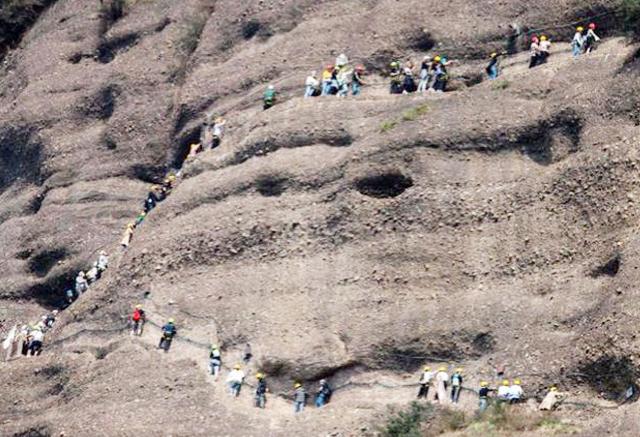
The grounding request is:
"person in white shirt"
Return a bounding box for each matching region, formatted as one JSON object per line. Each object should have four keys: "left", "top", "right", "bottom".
{"left": 304, "top": 71, "right": 320, "bottom": 98}
{"left": 497, "top": 379, "right": 511, "bottom": 400}
{"left": 226, "top": 364, "right": 245, "bottom": 397}
{"left": 508, "top": 379, "right": 524, "bottom": 403}
{"left": 29, "top": 328, "right": 44, "bottom": 356}
{"left": 572, "top": 26, "right": 585, "bottom": 57}
{"left": 584, "top": 23, "right": 601, "bottom": 53}
{"left": 417, "top": 366, "right": 434, "bottom": 399}
{"left": 435, "top": 366, "right": 449, "bottom": 403}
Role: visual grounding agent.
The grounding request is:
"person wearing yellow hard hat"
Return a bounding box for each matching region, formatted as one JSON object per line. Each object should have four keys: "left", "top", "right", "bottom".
{"left": 573, "top": 26, "right": 585, "bottom": 57}
{"left": 389, "top": 61, "right": 403, "bottom": 94}
{"left": 293, "top": 382, "right": 306, "bottom": 413}
{"left": 539, "top": 385, "right": 565, "bottom": 411}
{"left": 226, "top": 364, "right": 245, "bottom": 397}
{"left": 158, "top": 318, "right": 177, "bottom": 352}
{"left": 255, "top": 372, "right": 268, "bottom": 408}
{"left": 509, "top": 378, "right": 524, "bottom": 403}
{"left": 450, "top": 368, "right": 464, "bottom": 403}
{"left": 497, "top": 379, "right": 510, "bottom": 400}
{"left": 417, "top": 365, "right": 434, "bottom": 399}
{"left": 538, "top": 35, "right": 551, "bottom": 64}
{"left": 478, "top": 381, "right": 491, "bottom": 412}
{"left": 434, "top": 366, "right": 450, "bottom": 403}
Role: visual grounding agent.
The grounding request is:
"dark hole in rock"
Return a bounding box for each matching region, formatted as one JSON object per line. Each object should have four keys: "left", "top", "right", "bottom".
{"left": 47, "top": 383, "right": 64, "bottom": 396}
{"left": 575, "top": 355, "right": 639, "bottom": 401}
{"left": 130, "top": 164, "right": 166, "bottom": 184}
{"left": 241, "top": 20, "right": 263, "bottom": 39}
{"left": 28, "top": 248, "right": 68, "bottom": 278}
{"left": 0, "top": 126, "right": 44, "bottom": 194}
{"left": 255, "top": 175, "right": 288, "bottom": 197}
{"left": 172, "top": 126, "right": 201, "bottom": 169}
{"left": 590, "top": 254, "right": 621, "bottom": 278}
{"left": 406, "top": 29, "right": 436, "bottom": 51}
{"left": 472, "top": 332, "right": 496, "bottom": 353}
{"left": 355, "top": 172, "right": 413, "bottom": 198}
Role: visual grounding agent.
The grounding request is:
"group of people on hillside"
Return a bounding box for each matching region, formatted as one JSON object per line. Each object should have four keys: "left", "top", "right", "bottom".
{"left": 391, "top": 55, "right": 454, "bottom": 94}
{"left": 120, "top": 172, "right": 178, "bottom": 249}
{"left": 66, "top": 250, "right": 110, "bottom": 306}
{"left": 417, "top": 365, "right": 527, "bottom": 413}
{"left": 302, "top": 53, "right": 368, "bottom": 99}
{"left": 572, "top": 23, "right": 601, "bottom": 57}
{"left": 2, "top": 309, "right": 59, "bottom": 361}
{"left": 187, "top": 114, "right": 227, "bottom": 159}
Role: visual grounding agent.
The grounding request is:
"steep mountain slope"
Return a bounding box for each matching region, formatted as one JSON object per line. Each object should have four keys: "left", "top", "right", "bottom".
{"left": 1, "top": 0, "right": 640, "bottom": 435}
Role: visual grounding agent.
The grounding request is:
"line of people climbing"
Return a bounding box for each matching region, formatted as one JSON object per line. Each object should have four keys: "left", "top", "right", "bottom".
{"left": 129, "top": 305, "right": 333, "bottom": 413}
{"left": 2, "top": 309, "right": 59, "bottom": 361}
{"left": 260, "top": 19, "right": 606, "bottom": 106}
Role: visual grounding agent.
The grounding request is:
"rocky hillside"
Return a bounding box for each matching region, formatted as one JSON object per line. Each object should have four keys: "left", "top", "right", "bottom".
{"left": 1, "top": 0, "right": 640, "bottom": 435}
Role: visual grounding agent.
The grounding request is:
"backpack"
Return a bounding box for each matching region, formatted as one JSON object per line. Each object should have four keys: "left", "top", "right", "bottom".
{"left": 132, "top": 309, "right": 141, "bottom": 322}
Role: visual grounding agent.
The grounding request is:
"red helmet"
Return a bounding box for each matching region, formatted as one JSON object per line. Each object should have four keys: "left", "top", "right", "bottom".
{"left": 326, "top": 64, "right": 334, "bottom": 71}
{"left": 589, "top": 23, "right": 596, "bottom": 30}
{"left": 531, "top": 35, "right": 539, "bottom": 43}
{"left": 355, "top": 64, "right": 365, "bottom": 71}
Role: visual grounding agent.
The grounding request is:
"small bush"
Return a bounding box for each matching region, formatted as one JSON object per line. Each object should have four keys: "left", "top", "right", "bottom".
{"left": 380, "top": 120, "right": 398, "bottom": 132}
{"left": 382, "top": 402, "right": 434, "bottom": 437}
{"left": 402, "top": 104, "right": 430, "bottom": 121}
{"left": 492, "top": 80, "right": 510, "bottom": 90}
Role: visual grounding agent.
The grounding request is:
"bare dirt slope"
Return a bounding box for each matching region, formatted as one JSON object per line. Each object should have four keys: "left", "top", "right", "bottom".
{"left": 2, "top": 0, "right": 640, "bottom": 436}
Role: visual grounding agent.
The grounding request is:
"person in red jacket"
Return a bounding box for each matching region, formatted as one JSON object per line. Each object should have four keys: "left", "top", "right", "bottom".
{"left": 130, "top": 304, "right": 146, "bottom": 336}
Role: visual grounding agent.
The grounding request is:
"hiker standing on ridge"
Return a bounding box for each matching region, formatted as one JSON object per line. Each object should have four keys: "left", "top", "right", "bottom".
{"left": 417, "top": 56, "right": 432, "bottom": 93}
{"left": 352, "top": 65, "right": 366, "bottom": 96}
{"left": 450, "top": 368, "right": 463, "bottom": 404}
{"left": 255, "top": 373, "right": 268, "bottom": 408}
{"left": 209, "top": 345, "right": 222, "bottom": 379}
{"left": 211, "top": 117, "right": 226, "bottom": 149}
{"left": 486, "top": 52, "right": 505, "bottom": 80}
{"left": 584, "top": 23, "right": 600, "bottom": 53}
{"left": 529, "top": 36, "right": 540, "bottom": 68}
{"left": 389, "top": 61, "right": 403, "bottom": 94}
{"left": 315, "top": 379, "right": 332, "bottom": 407}
{"left": 293, "top": 382, "right": 307, "bottom": 413}
{"left": 497, "top": 379, "right": 510, "bottom": 401}
{"left": 304, "top": 71, "right": 320, "bottom": 98}
{"left": 508, "top": 379, "right": 524, "bottom": 403}
{"left": 158, "top": 318, "right": 176, "bottom": 352}
{"left": 75, "top": 271, "right": 88, "bottom": 295}
{"left": 263, "top": 85, "right": 276, "bottom": 110}
{"left": 130, "top": 304, "right": 145, "bottom": 336}
{"left": 97, "top": 250, "right": 109, "bottom": 272}
{"left": 572, "top": 26, "right": 585, "bottom": 57}
{"left": 121, "top": 223, "right": 134, "bottom": 248}
{"left": 417, "top": 366, "right": 434, "bottom": 399}
{"left": 538, "top": 35, "right": 551, "bottom": 64}
{"left": 226, "top": 364, "right": 245, "bottom": 397}
{"left": 478, "top": 381, "right": 492, "bottom": 412}
{"left": 434, "top": 366, "right": 449, "bottom": 403}
{"left": 28, "top": 326, "right": 44, "bottom": 356}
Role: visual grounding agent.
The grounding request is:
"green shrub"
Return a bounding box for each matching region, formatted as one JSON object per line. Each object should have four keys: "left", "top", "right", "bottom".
{"left": 402, "top": 103, "right": 430, "bottom": 121}
{"left": 382, "top": 402, "right": 434, "bottom": 437}
{"left": 491, "top": 80, "right": 510, "bottom": 90}
{"left": 380, "top": 120, "right": 398, "bottom": 133}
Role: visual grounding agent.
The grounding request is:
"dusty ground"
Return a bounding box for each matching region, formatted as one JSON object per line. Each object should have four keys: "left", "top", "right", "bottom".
{"left": 1, "top": 0, "right": 640, "bottom": 435}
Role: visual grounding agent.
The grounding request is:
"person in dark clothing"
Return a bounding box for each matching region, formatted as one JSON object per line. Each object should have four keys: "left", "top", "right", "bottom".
{"left": 478, "top": 381, "right": 493, "bottom": 412}
{"left": 389, "top": 61, "right": 403, "bottom": 94}
{"left": 255, "top": 373, "right": 268, "bottom": 408}
{"left": 315, "top": 379, "right": 333, "bottom": 407}
{"left": 243, "top": 343, "right": 252, "bottom": 364}
{"left": 432, "top": 58, "right": 448, "bottom": 92}
{"left": 402, "top": 67, "right": 417, "bottom": 93}
{"left": 158, "top": 319, "right": 177, "bottom": 352}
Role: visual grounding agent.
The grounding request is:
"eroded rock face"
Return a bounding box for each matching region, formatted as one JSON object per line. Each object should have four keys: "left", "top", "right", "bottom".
{"left": 2, "top": 0, "right": 640, "bottom": 435}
